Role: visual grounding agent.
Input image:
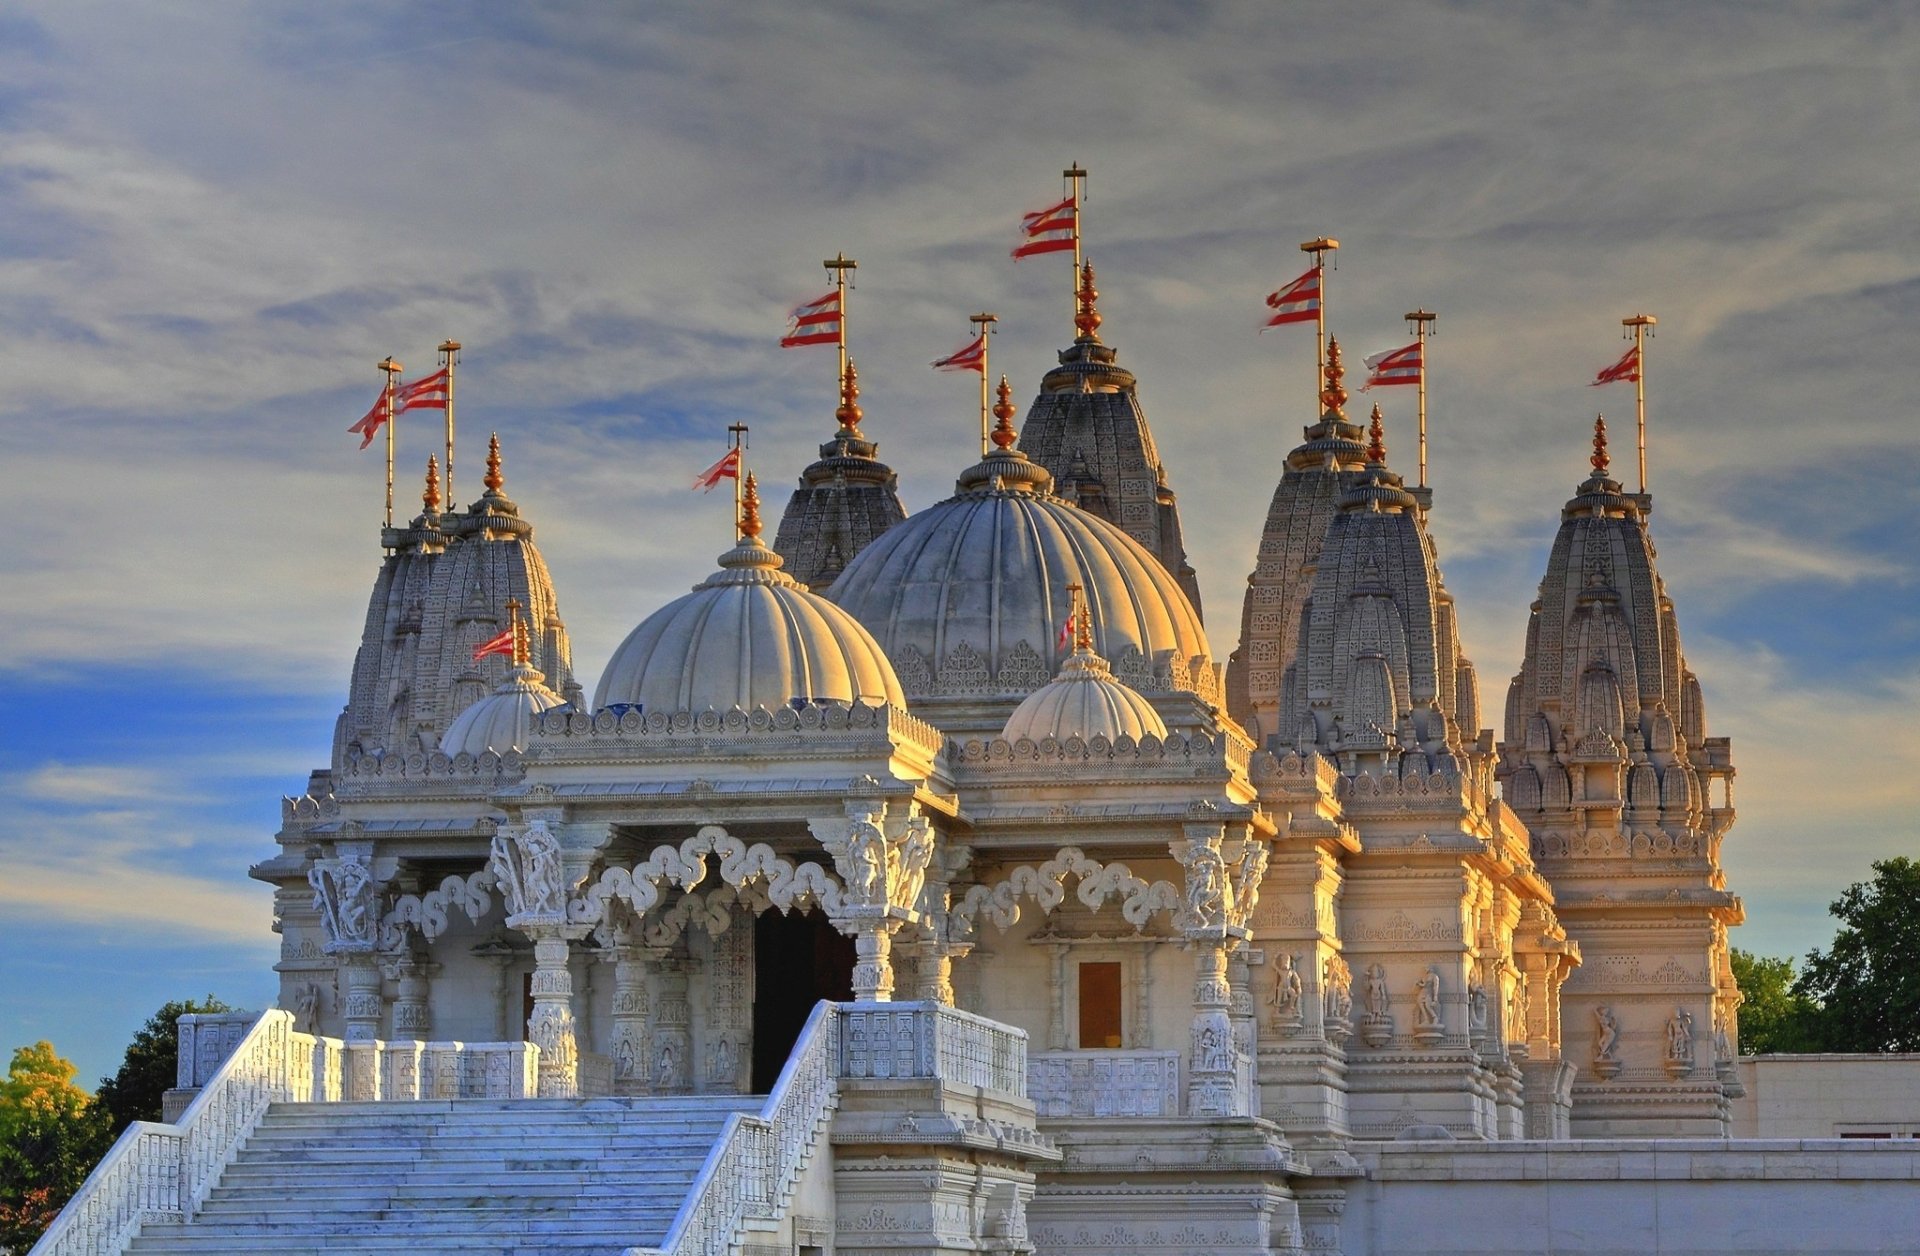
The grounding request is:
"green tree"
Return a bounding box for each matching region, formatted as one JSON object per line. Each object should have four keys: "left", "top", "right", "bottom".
{"left": 1797, "top": 856, "right": 1920, "bottom": 1053}
{"left": 92, "top": 996, "right": 231, "bottom": 1139}
{"left": 1729, "top": 948, "right": 1822, "bottom": 1053}
{"left": 0, "top": 1043, "right": 108, "bottom": 1254}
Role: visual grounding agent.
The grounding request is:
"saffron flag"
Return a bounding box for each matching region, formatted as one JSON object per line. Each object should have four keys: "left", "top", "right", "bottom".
{"left": 396, "top": 368, "right": 450, "bottom": 413}
{"left": 692, "top": 446, "right": 742, "bottom": 492}
{"left": 471, "top": 628, "right": 514, "bottom": 661}
{"left": 1261, "top": 266, "right": 1321, "bottom": 329}
{"left": 347, "top": 391, "right": 388, "bottom": 450}
{"left": 1012, "top": 195, "right": 1077, "bottom": 259}
{"left": 1592, "top": 344, "right": 1640, "bottom": 386}
{"left": 1362, "top": 342, "right": 1423, "bottom": 389}
{"left": 780, "top": 291, "right": 842, "bottom": 347}
{"left": 931, "top": 335, "right": 987, "bottom": 373}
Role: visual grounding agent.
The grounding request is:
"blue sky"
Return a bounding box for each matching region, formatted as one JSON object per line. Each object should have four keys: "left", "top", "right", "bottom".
{"left": 1, "top": 2, "right": 1915, "bottom": 1084}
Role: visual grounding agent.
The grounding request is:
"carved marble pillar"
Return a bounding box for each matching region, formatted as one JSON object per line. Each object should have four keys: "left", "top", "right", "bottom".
{"left": 522, "top": 922, "right": 588, "bottom": 1098}
{"left": 608, "top": 941, "right": 656, "bottom": 1094}
{"left": 847, "top": 916, "right": 900, "bottom": 1002}
{"left": 1047, "top": 942, "right": 1071, "bottom": 1050}
{"left": 1227, "top": 944, "right": 1260, "bottom": 1115}
{"left": 340, "top": 953, "right": 385, "bottom": 1043}
{"left": 650, "top": 950, "right": 693, "bottom": 1094}
{"left": 386, "top": 952, "right": 436, "bottom": 1042}
{"left": 1187, "top": 936, "right": 1239, "bottom": 1117}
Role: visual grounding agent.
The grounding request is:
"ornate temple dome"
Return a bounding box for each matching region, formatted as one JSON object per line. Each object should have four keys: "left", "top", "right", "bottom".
{"left": 1000, "top": 593, "right": 1169, "bottom": 744}
{"left": 438, "top": 603, "right": 567, "bottom": 756}
{"left": 825, "top": 380, "right": 1214, "bottom": 702}
{"left": 595, "top": 475, "right": 906, "bottom": 714}
{"left": 770, "top": 359, "right": 909, "bottom": 590}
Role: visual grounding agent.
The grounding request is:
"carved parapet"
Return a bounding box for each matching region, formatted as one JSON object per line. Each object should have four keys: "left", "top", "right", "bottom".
{"left": 949, "top": 728, "right": 1236, "bottom": 772}
{"left": 335, "top": 747, "right": 525, "bottom": 787}
{"left": 530, "top": 698, "right": 945, "bottom": 760}
{"left": 281, "top": 792, "right": 341, "bottom": 827}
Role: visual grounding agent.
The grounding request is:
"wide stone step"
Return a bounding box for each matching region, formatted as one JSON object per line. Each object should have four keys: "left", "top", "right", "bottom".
{"left": 229, "top": 1140, "right": 721, "bottom": 1161}
{"left": 131, "top": 1236, "right": 635, "bottom": 1256}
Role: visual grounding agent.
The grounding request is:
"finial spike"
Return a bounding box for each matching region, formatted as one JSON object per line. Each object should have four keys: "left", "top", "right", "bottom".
{"left": 1592, "top": 414, "right": 1610, "bottom": 476}
{"left": 741, "top": 471, "right": 763, "bottom": 539}
{"left": 990, "top": 375, "right": 1018, "bottom": 449}
{"left": 423, "top": 455, "right": 441, "bottom": 514}
{"left": 836, "top": 358, "right": 863, "bottom": 430}
{"left": 1366, "top": 403, "right": 1386, "bottom": 463}
{"left": 506, "top": 596, "right": 530, "bottom": 667}
{"left": 484, "top": 433, "right": 504, "bottom": 492}
{"left": 1321, "top": 337, "right": 1349, "bottom": 421}
{"left": 1068, "top": 581, "right": 1093, "bottom": 652}
{"left": 1075, "top": 261, "right": 1103, "bottom": 340}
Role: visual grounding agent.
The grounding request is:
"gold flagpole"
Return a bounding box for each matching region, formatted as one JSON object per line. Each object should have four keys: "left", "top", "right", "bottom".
{"left": 825, "top": 252, "right": 857, "bottom": 410}
{"left": 1065, "top": 164, "right": 1088, "bottom": 337}
{"left": 439, "top": 340, "right": 461, "bottom": 511}
{"left": 1300, "top": 238, "right": 1339, "bottom": 411}
{"left": 1405, "top": 309, "right": 1437, "bottom": 489}
{"left": 379, "top": 356, "right": 403, "bottom": 529}
{"left": 1623, "top": 313, "right": 1656, "bottom": 493}
{"left": 970, "top": 312, "right": 998, "bottom": 455}
{"left": 728, "top": 423, "right": 749, "bottom": 543}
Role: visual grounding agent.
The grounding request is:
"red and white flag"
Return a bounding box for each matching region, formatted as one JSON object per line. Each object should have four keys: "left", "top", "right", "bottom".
{"left": 692, "top": 446, "right": 742, "bottom": 492}
{"left": 1012, "top": 195, "right": 1077, "bottom": 260}
{"left": 1056, "top": 609, "right": 1077, "bottom": 650}
{"left": 931, "top": 334, "right": 987, "bottom": 374}
{"left": 1591, "top": 344, "right": 1640, "bottom": 386}
{"left": 347, "top": 391, "right": 388, "bottom": 450}
{"left": 1362, "top": 342, "right": 1423, "bottom": 389}
{"left": 396, "top": 368, "right": 450, "bottom": 412}
{"left": 1261, "top": 266, "right": 1321, "bottom": 329}
{"left": 471, "top": 628, "right": 514, "bottom": 662}
{"left": 780, "top": 290, "right": 842, "bottom": 348}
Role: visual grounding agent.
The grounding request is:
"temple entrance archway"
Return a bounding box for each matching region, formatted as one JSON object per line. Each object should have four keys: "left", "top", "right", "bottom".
{"left": 752, "top": 907, "right": 854, "bottom": 1091}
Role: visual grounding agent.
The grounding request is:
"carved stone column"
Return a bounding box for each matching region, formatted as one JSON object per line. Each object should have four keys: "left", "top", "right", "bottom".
{"left": 1187, "top": 935, "right": 1238, "bottom": 1117}
{"left": 813, "top": 786, "right": 932, "bottom": 1005}
{"left": 522, "top": 921, "right": 589, "bottom": 1098}
{"left": 386, "top": 952, "right": 436, "bottom": 1042}
{"left": 845, "top": 912, "right": 901, "bottom": 1002}
{"left": 608, "top": 940, "right": 656, "bottom": 1094}
{"left": 650, "top": 950, "right": 692, "bottom": 1093}
{"left": 340, "top": 952, "right": 385, "bottom": 1043}
{"left": 1227, "top": 943, "right": 1260, "bottom": 1116}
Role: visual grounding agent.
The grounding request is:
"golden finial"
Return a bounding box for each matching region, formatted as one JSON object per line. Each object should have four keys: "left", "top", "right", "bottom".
{"left": 423, "top": 455, "right": 441, "bottom": 514}
{"left": 1075, "top": 261, "right": 1103, "bottom": 340}
{"left": 1321, "top": 337, "right": 1348, "bottom": 420}
{"left": 741, "top": 471, "right": 763, "bottom": 539}
{"left": 1591, "top": 414, "right": 1610, "bottom": 476}
{"left": 1068, "top": 581, "right": 1093, "bottom": 652}
{"left": 1366, "top": 404, "right": 1386, "bottom": 463}
{"left": 836, "top": 358, "right": 863, "bottom": 430}
{"left": 506, "top": 596, "right": 530, "bottom": 667}
{"left": 990, "top": 375, "right": 1018, "bottom": 449}
{"left": 484, "top": 432, "right": 504, "bottom": 493}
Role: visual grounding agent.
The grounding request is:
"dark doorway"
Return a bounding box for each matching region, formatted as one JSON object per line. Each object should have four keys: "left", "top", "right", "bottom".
{"left": 752, "top": 908, "right": 855, "bottom": 1092}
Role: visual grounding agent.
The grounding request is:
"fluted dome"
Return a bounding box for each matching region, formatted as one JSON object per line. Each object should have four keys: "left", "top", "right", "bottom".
{"left": 1001, "top": 646, "right": 1169, "bottom": 744}
{"left": 825, "top": 441, "right": 1214, "bottom": 702}
{"left": 595, "top": 535, "right": 906, "bottom": 714}
{"left": 439, "top": 662, "right": 568, "bottom": 757}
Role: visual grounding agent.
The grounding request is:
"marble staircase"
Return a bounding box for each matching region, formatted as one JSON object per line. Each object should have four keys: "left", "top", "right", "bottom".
{"left": 124, "top": 1095, "right": 759, "bottom": 1256}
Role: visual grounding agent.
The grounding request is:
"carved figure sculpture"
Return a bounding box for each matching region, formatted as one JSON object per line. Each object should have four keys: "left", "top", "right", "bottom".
{"left": 655, "top": 1039, "right": 683, "bottom": 1090}
{"left": 293, "top": 981, "right": 322, "bottom": 1033}
{"left": 1594, "top": 1005, "right": 1619, "bottom": 1062}
{"left": 1323, "top": 955, "right": 1353, "bottom": 1021}
{"left": 892, "top": 814, "right": 933, "bottom": 913}
{"left": 1270, "top": 952, "right": 1304, "bottom": 1022}
{"left": 1231, "top": 839, "right": 1268, "bottom": 926}
{"left": 1414, "top": 967, "right": 1442, "bottom": 1030}
{"left": 1467, "top": 973, "right": 1488, "bottom": 1034}
{"left": 845, "top": 807, "right": 888, "bottom": 905}
{"left": 1509, "top": 976, "right": 1530, "bottom": 1040}
{"left": 1183, "top": 845, "right": 1227, "bottom": 928}
{"left": 1364, "top": 963, "right": 1390, "bottom": 1020}
{"left": 1666, "top": 1007, "right": 1694, "bottom": 1068}
{"left": 490, "top": 821, "right": 568, "bottom": 919}
{"left": 309, "top": 858, "right": 376, "bottom": 948}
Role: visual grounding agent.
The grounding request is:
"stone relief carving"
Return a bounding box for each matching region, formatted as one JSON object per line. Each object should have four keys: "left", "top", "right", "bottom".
{"left": 1665, "top": 1007, "right": 1695, "bottom": 1075}
{"left": 1323, "top": 954, "right": 1353, "bottom": 1039}
{"left": 1414, "top": 967, "right": 1442, "bottom": 1031}
{"left": 382, "top": 870, "right": 496, "bottom": 948}
{"left": 1269, "top": 952, "right": 1304, "bottom": 1028}
{"left": 953, "top": 847, "right": 1180, "bottom": 934}
{"left": 1182, "top": 843, "right": 1229, "bottom": 929}
{"left": 1364, "top": 963, "right": 1390, "bottom": 1020}
{"left": 1467, "top": 972, "right": 1489, "bottom": 1038}
{"left": 489, "top": 820, "right": 567, "bottom": 920}
{"left": 309, "top": 856, "right": 377, "bottom": 950}
{"left": 1231, "top": 839, "right": 1268, "bottom": 928}
{"left": 571, "top": 826, "right": 844, "bottom": 927}
{"left": 1592, "top": 1004, "right": 1621, "bottom": 1079}
{"left": 292, "top": 981, "right": 322, "bottom": 1033}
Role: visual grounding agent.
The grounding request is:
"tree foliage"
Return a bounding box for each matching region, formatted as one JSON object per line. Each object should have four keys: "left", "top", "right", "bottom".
{"left": 1729, "top": 948, "right": 1822, "bottom": 1053}
{"left": 0, "top": 1043, "right": 107, "bottom": 1254}
{"left": 1797, "top": 857, "right": 1920, "bottom": 1053}
{"left": 92, "top": 996, "right": 231, "bottom": 1138}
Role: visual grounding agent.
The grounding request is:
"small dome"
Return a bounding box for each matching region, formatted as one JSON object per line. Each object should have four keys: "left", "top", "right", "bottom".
{"left": 595, "top": 535, "right": 906, "bottom": 714}
{"left": 1001, "top": 647, "right": 1169, "bottom": 744}
{"left": 440, "top": 663, "right": 567, "bottom": 757}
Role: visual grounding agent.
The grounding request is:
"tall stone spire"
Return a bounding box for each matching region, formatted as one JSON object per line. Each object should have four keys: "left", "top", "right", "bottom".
{"left": 1227, "top": 337, "right": 1384, "bottom": 744}
{"left": 1014, "top": 261, "right": 1204, "bottom": 618}
{"left": 333, "top": 433, "right": 581, "bottom": 772}
{"left": 1498, "top": 417, "right": 1741, "bottom": 1136}
{"left": 771, "top": 357, "right": 909, "bottom": 590}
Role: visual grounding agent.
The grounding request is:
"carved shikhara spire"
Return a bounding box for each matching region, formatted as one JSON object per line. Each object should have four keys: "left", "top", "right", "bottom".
{"left": 1367, "top": 404, "right": 1387, "bottom": 464}
{"left": 1321, "top": 336, "right": 1349, "bottom": 420}
{"left": 423, "top": 455, "right": 441, "bottom": 514}
{"left": 1591, "top": 414, "right": 1611, "bottom": 477}
{"left": 484, "top": 432, "right": 505, "bottom": 493}
{"left": 991, "top": 375, "right": 1018, "bottom": 449}
{"left": 1075, "top": 261, "right": 1103, "bottom": 341}
{"left": 740, "top": 471, "right": 763, "bottom": 540}
{"left": 837, "top": 358, "right": 864, "bottom": 431}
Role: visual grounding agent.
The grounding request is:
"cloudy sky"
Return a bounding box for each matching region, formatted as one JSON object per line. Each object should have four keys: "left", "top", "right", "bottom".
{"left": 1, "top": 2, "right": 1914, "bottom": 1082}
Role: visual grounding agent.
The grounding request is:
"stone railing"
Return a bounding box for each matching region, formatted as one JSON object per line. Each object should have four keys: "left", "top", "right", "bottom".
{"left": 33, "top": 1012, "right": 538, "bottom": 1256}
{"left": 1028, "top": 1050, "right": 1182, "bottom": 1119}
{"left": 638, "top": 1001, "right": 1031, "bottom": 1256}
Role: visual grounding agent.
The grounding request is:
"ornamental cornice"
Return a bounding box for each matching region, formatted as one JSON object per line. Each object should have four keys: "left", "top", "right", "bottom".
{"left": 532, "top": 699, "right": 945, "bottom": 759}
{"left": 949, "top": 729, "right": 1243, "bottom": 774}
